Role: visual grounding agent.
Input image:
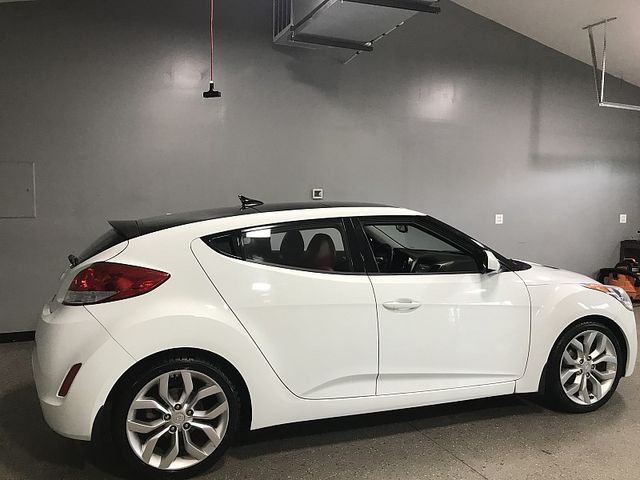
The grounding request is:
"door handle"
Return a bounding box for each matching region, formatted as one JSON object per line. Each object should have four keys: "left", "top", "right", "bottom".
{"left": 382, "top": 299, "right": 421, "bottom": 312}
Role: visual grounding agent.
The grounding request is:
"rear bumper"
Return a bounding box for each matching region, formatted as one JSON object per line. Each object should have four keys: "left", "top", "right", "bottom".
{"left": 32, "top": 303, "right": 135, "bottom": 441}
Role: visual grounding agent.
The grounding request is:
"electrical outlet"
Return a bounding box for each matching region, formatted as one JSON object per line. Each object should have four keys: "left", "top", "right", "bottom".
{"left": 620, "top": 213, "right": 627, "bottom": 224}
{"left": 495, "top": 213, "right": 504, "bottom": 225}
{"left": 311, "top": 188, "right": 324, "bottom": 200}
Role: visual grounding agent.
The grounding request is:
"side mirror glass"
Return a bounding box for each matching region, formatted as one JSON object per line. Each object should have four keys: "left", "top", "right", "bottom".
{"left": 483, "top": 250, "right": 501, "bottom": 273}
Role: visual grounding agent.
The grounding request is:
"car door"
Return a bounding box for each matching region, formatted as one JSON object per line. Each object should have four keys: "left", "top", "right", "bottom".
{"left": 354, "top": 216, "right": 530, "bottom": 395}
{"left": 191, "top": 217, "right": 379, "bottom": 399}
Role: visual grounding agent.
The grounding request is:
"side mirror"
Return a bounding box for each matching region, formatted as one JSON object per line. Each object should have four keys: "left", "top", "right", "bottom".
{"left": 483, "top": 250, "right": 501, "bottom": 273}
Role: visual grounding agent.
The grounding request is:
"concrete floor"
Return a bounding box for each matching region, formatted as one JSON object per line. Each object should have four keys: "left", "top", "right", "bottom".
{"left": 1, "top": 312, "right": 639, "bottom": 480}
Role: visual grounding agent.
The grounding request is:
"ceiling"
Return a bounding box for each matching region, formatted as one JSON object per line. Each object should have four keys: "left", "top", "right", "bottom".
{"left": 451, "top": 0, "right": 640, "bottom": 88}
{"left": 2, "top": 0, "right": 638, "bottom": 88}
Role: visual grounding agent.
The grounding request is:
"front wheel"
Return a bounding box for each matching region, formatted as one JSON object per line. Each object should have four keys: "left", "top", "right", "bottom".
{"left": 545, "top": 321, "right": 623, "bottom": 413}
{"left": 112, "top": 355, "right": 241, "bottom": 478}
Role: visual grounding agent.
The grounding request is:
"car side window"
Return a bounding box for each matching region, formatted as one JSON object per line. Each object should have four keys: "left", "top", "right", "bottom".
{"left": 239, "top": 221, "right": 352, "bottom": 273}
{"left": 205, "top": 234, "right": 241, "bottom": 258}
{"left": 362, "top": 222, "right": 480, "bottom": 274}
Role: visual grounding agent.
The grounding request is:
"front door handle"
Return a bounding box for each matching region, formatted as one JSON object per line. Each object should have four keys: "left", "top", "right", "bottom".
{"left": 382, "top": 299, "right": 421, "bottom": 312}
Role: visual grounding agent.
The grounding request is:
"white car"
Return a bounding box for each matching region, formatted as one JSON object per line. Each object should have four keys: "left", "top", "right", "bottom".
{"left": 33, "top": 198, "right": 637, "bottom": 478}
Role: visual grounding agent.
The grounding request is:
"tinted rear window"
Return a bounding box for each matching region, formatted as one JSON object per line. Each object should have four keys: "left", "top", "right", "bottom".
{"left": 77, "top": 228, "right": 127, "bottom": 263}
{"left": 203, "top": 234, "right": 241, "bottom": 258}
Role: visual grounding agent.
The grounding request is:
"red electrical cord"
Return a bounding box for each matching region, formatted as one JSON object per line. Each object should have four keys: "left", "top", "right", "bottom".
{"left": 209, "top": 0, "right": 215, "bottom": 82}
{"left": 203, "top": 0, "right": 220, "bottom": 96}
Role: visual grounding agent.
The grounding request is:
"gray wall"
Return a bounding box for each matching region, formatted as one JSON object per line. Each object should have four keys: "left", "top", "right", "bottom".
{"left": 1, "top": 0, "right": 640, "bottom": 333}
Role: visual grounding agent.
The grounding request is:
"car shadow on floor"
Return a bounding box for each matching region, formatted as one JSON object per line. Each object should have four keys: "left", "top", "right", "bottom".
{"left": 0, "top": 383, "right": 565, "bottom": 479}
{"left": 229, "top": 393, "right": 546, "bottom": 459}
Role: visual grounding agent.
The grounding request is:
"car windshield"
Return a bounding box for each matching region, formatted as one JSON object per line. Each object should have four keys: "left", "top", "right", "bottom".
{"left": 370, "top": 224, "right": 460, "bottom": 252}
{"left": 425, "top": 216, "right": 531, "bottom": 271}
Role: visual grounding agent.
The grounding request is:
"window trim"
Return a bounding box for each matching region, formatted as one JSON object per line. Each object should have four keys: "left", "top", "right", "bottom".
{"left": 202, "top": 217, "right": 366, "bottom": 275}
{"left": 201, "top": 232, "right": 243, "bottom": 259}
{"left": 353, "top": 216, "right": 485, "bottom": 276}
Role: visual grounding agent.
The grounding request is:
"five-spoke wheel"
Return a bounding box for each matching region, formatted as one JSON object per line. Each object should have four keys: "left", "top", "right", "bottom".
{"left": 113, "top": 356, "right": 240, "bottom": 478}
{"left": 546, "top": 321, "right": 623, "bottom": 413}
{"left": 559, "top": 330, "right": 618, "bottom": 405}
{"left": 126, "top": 369, "right": 229, "bottom": 470}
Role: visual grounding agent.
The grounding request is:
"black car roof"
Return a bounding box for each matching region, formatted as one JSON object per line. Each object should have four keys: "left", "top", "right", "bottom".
{"left": 109, "top": 201, "right": 391, "bottom": 239}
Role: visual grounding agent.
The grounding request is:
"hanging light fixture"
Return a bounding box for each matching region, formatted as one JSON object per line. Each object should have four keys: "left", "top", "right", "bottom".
{"left": 203, "top": 0, "right": 221, "bottom": 98}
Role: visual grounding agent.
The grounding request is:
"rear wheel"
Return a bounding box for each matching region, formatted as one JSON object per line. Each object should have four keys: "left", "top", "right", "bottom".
{"left": 545, "top": 321, "right": 623, "bottom": 413}
{"left": 112, "top": 355, "right": 241, "bottom": 478}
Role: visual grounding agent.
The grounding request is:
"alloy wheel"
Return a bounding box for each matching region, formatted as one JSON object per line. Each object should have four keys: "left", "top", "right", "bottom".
{"left": 559, "top": 330, "right": 618, "bottom": 406}
{"left": 126, "top": 369, "right": 229, "bottom": 470}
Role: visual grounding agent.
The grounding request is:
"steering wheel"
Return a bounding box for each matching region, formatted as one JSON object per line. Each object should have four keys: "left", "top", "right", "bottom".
{"left": 373, "top": 243, "right": 393, "bottom": 272}
{"left": 410, "top": 255, "right": 439, "bottom": 273}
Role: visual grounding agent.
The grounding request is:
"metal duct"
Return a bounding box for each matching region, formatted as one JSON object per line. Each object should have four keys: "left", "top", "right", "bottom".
{"left": 273, "top": 0, "right": 440, "bottom": 63}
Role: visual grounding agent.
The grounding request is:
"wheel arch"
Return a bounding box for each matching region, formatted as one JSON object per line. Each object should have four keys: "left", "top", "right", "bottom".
{"left": 94, "top": 347, "right": 252, "bottom": 440}
{"left": 537, "top": 314, "right": 629, "bottom": 393}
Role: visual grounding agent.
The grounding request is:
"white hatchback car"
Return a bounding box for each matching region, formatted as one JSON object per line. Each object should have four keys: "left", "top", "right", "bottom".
{"left": 33, "top": 198, "right": 637, "bottom": 478}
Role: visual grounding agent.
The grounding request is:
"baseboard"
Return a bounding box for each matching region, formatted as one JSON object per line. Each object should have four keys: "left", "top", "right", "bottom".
{"left": 0, "top": 331, "right": 35, "bottom": 343}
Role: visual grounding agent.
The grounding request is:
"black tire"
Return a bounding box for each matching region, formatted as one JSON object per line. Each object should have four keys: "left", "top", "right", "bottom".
{"left": 544, "top": 320, "right": 623, "bottom": 413}
{"left": 111, "top": 354, "right": 242, "bottom": 479}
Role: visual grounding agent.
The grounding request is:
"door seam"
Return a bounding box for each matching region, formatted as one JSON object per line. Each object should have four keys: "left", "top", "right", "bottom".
{"left": 366, "top": 272, "right": 381, "bottom": 395}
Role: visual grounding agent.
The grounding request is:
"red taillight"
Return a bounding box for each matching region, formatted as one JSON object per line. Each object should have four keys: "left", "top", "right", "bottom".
{"left": 58, "top": 363, "right": 82, "bottom": 397}
{"left": 63, "top": 262, "right": 170, "bottom": 305}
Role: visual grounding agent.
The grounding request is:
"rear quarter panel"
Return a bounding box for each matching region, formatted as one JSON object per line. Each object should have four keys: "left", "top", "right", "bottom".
{"left": 83, "top": 228, "right": 301, "bottom": 430}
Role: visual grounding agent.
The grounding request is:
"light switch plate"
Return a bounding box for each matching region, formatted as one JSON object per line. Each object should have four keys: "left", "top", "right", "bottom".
{"left": 495, "top": 213, "right": 504, "bottom": 225}
{"left": 620, "top": 214, "right": 627, "bottom": 224}
{"left": 311, "top": 188, "right": 324, "bottom": 200}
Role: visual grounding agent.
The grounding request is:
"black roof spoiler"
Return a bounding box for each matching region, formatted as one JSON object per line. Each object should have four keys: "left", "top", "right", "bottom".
{"left": 109, "top": 220, "right": 142, "bottom": 239}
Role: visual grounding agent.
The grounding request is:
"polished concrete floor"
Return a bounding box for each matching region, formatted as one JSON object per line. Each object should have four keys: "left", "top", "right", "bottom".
{"left": 1, "top": 312, "right": 639, "bottom": 479}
